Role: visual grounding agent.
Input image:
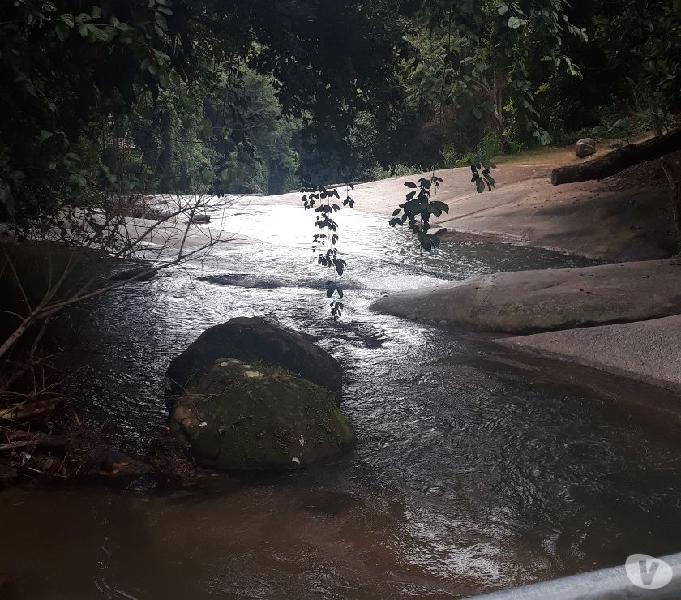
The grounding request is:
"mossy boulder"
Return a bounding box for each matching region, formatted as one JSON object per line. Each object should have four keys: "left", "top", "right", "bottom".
{"left": 166, "top": 317, "right": 342, "bottom": 403}
{"left": 170, "top": 358, "right": 353, "bottom": 471}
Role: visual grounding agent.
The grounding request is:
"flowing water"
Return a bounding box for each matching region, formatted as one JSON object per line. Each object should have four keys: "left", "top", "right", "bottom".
{"left": 2, "top": 196, "right": 681, "bottom": 599}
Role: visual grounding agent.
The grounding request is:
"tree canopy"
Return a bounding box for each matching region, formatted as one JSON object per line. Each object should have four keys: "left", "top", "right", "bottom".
{"left": 0, "top": 0, "right": 406, "bottom": 217}
{"left": 1, "top": 0, "right": 680, "bottom": 225}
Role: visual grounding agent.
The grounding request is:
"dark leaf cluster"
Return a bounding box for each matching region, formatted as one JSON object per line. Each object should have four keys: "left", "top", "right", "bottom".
{"left": 389, "top": 174, "right": 447, "bottom": 251}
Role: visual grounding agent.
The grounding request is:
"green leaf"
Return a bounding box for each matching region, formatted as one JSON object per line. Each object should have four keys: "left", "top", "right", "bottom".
{"left": 55, "top": 22, "right": 70, "bottom": 41}
{"left": 155, "top": 12, "right": 168, "bottom": 30}
{"left": 507, "top": 16, "right": 523, "bottom": 29}
{"left": 87, "top": 26, "right": 111, "bottom": 42}
{"left": 61, "top": 13, "right": 75, "bottom": 28}
{"left": 333, "top": 259, "right": 346, "bottom": 276}
{"left": 430, "top": 201, "right": 449, "bottom": 214}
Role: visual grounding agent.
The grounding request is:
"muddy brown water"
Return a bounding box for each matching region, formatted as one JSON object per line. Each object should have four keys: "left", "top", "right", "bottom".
{"left": 2, "top": 198, "right": 681, "bottom": 599}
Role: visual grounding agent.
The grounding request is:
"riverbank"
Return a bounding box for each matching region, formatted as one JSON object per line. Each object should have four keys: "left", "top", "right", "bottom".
{"left": 369, "top": 142, "right": 681, "bottom": 399}
{"left": 239, "top": 137, "right": 676, "bottom": 262}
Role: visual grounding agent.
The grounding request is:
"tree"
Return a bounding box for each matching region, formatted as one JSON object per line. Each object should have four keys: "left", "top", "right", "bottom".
{"left": 0, "top": 0, "right": 409, "bottom": 222}
{"left": 400, "top": 0, "right": 586, "bottom": 153}
{"left": 0, "top": 0, "right": 181, "bottom": 219}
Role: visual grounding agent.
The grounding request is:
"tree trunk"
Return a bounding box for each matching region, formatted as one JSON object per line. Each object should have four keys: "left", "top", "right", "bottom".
{"left": 550, "top": 129, "right": 681, "bottom": 186}
{"left": 157, "top": 109, "right": 174, "bottom": 193}
{"left": 492, "top": 73, "right": 511, "bottom": 154}
{"left": 661, "top": 158, "right": 681, "bottom": 244}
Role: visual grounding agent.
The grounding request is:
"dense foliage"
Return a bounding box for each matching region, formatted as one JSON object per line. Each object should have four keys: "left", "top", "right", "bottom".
{"left": 1, "top": 0, "right": 680, "bottom": 224}
{"left": 0, "top": 0, "right": 406, "bottom": 219}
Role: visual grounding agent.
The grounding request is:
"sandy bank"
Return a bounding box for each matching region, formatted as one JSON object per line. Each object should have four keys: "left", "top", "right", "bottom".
{"left": 432, "top": 159, "right": 676, "bottom": 262}
{"left": 371, "top": 259, "right": 681, "bottom": 334}
{"left": 498, "top": 315, "right": 681, "bottom": 393}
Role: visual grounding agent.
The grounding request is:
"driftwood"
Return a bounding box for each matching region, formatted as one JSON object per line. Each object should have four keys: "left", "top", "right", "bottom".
{"left": 550, "top": 129, "right": 681, "bottom": 186}
{"left": 0, "top": 433, "right": 66, "bottom": 452}
{"left": 0, "top": 397, "right": 62, "bottom": 422}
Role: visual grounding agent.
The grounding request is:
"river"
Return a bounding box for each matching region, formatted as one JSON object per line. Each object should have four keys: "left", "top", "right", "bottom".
{"left": 1, "top": 195, "right": 681, "bottom": 599}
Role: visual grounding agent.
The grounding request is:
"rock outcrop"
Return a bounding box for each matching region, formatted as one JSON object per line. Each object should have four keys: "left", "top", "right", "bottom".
{"left": 371, "top": 259, "right": 681, "bottom": 334}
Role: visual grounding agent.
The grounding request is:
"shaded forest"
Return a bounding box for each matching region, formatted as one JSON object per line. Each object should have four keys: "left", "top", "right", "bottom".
{"left": 1, "top": 0, "right": 680, "bottom": 217}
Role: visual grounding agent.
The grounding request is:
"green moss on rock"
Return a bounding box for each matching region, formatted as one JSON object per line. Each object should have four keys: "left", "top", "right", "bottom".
{"left": 170, "top": 358, "right": 353, "bottom": 471}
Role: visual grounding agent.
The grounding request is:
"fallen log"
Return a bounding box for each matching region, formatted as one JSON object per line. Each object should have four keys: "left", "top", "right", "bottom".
{"left": 550, "top": 129, "right": 681, "bottom": 186}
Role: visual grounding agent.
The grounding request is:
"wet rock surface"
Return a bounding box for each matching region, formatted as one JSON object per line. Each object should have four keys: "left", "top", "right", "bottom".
{"left": 166, "top": 317, "right": 343, "bottom": 401}
{"left": 500, "top": 313, "right": 681, "bottom": 393}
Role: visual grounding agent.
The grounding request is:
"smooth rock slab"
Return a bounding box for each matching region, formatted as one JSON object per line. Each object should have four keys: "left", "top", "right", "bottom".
{"left": 371, "top": 259, "right": 681, "bottom": 334}
{"left": 498, "top": 314, "right": 681, "bottom": 392}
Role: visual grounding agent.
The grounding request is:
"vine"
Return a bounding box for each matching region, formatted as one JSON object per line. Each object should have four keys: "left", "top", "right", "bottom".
{"left": 301, "top": 182, "right": 354, "bottom": 320}
{"left": 304, "top": 166, "right": 495, "bottom": 320}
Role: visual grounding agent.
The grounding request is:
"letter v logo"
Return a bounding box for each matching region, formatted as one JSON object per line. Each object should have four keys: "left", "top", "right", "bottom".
{"left": 626, "top": 554, "right": 673, "bottom": 590}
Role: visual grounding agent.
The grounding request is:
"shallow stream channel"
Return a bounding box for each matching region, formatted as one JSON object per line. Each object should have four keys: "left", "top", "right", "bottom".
{"left": 2, "top": 195, "right": 681, "bottom": 599}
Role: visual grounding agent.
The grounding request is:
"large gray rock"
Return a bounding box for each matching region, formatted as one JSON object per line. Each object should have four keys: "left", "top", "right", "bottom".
{"left": 166, "top": 317, "right": 342, "bottom": 401}
{"left": 170, "top": 358, "right": 353, "bottom": 471}
{"left": 576, "top": 138, "right": 597, "bottom": 158}
{"left": 371, "top": 259, "right": 681, "bottom": 334}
